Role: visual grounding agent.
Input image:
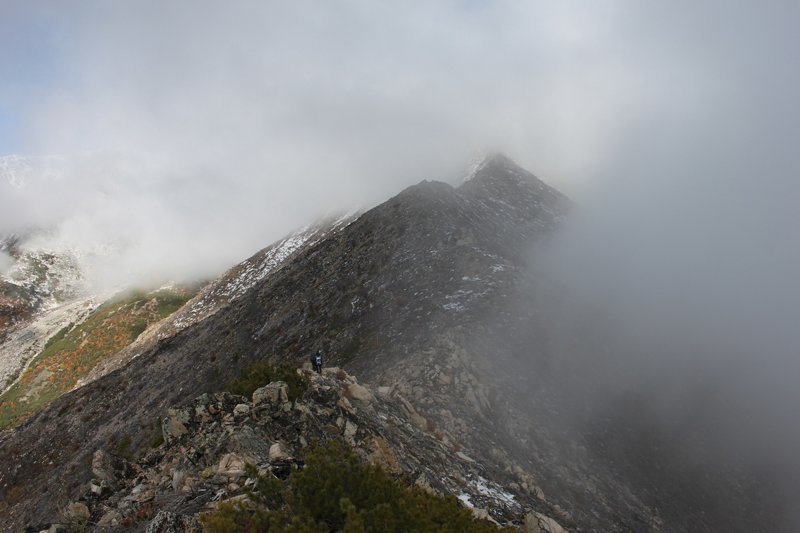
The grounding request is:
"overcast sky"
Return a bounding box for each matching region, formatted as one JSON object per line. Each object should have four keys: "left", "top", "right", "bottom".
{"left": 0, "top": 1, "right": 798, "bottom": 288}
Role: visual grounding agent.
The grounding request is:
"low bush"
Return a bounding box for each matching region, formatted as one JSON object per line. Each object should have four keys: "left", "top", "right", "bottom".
{"left": 225, "top": 361, "right": 309, "bottom": 401}
{"left": 202, "top": 440, "right": 504, "bottom": 532}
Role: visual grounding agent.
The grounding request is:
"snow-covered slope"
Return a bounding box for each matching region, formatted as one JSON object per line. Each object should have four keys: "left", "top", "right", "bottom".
{"left": 169, "top": 212, "right": 357, "bottom": 332}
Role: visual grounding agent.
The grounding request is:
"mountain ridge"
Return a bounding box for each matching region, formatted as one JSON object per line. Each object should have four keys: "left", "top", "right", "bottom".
{"left": 0, "top": 155, "right": 779, "bottom": 532}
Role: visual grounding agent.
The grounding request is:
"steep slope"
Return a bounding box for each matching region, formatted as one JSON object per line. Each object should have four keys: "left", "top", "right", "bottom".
{"left": 79, "top": 213, "right": 356, "bottom": 386}
{"left": 0, "top": 155, "right": 776, "bottom": 531}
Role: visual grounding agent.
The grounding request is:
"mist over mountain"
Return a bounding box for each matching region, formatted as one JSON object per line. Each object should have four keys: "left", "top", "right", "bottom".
{"left": 3, "top": 1, "right": 798, "bottom": 292}
{"left": 1, "top": 2, "right": 799, "bottom": 532}
{"left": 0, "top": 154, "right": 796, "bottom": 532}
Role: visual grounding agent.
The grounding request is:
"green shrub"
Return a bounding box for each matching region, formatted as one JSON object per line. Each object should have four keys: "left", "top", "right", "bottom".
{"left": 201, "top": 440, "right": 503, "bottom": 532}
{"left": 154, "top": 290, "right": 192, "bottom": 318}
{"left": 226, "top": 361, "right": 309, "bottom": 401}
{"left": 127, "top": 318, "right": 148, "bottom": 340}
{"left": 148, "top": 430, "right": 164, "bottom": 449}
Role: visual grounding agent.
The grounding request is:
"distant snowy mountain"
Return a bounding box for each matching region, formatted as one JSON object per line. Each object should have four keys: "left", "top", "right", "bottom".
{"left": 0, "top": 155, "right": 30, "bottom": 189}
{"left": 0, "top": 154, "right": 69, "bottom": 190}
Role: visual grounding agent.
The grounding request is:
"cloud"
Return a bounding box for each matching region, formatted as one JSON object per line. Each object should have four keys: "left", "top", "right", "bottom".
{"left": 1, "top": 1, "right": 797, "bottom": 294}
{"left": 0, "top": 251, "right": 12, "bottom": 274}
{"left": 525, "top": 3, "right": 800, "bottom": 526}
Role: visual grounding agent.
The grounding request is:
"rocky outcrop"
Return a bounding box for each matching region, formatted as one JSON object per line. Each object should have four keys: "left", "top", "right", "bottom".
{"left": 42, "top": 368, "right": 565, "bottom": 531}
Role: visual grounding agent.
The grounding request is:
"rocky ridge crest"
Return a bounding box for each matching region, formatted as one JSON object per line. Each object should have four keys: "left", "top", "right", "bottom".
{"left": 46, "top": 367, "right": 567, "bottom": 532}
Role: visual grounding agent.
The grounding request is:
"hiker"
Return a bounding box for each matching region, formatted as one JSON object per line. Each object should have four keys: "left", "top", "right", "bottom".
{"left": 311, "top": 351, "right": 323, "bottom": 373}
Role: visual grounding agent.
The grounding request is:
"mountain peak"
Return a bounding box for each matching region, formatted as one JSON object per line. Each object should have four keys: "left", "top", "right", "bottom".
{"left": 459, "top": 153, "right": 564, "bottom": 201}
{"left": 458, "top": 153, "right": 567, "bottom": 216}
{"left": 461, "top": 152, "right": 525, "bottom": 183}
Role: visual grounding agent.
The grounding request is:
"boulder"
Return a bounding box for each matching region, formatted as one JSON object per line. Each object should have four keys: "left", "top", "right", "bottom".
{"left": 91, "top": 449, "right": 129, "bottom": 484}
{"left": 322, "top": 367, "right": 348, "bottom": 380}
{"left": 66, "top": 501, "right": 90, "bottom": 520}
{"left": 233, "top": 403, "right": 250, "bottom": 416}
{"left": 227, "top": 426, "right": 272, "bottom": 465}
{"left": 524, "top": 511, "right": 567, "bottom": 533}
{"left": 171, "top": 469, "right": 187, "bottom": 492}
{"left": 145, "top": 510, "right": 203, "bottom": 533}
{"left": 131, "top": 483, "right": 155, "bottom": 503}
{"left": 217, "top": 453, "right": 246, "bottom": 478}
{"left": 252, "top": 381, "right": 289, "bottom": 406}
{"left": 97, "top": 510, "right": 122, "bottom": 527}
{"left": 471, "top": 507, "right": 498, "bottom": 524}
{"left": 89, "top": 480, "right": 110, "bottom": 497}
{"left": 162, "top": 408, "right": 191, "bottom": 443}
{"left": 269, "top": 442, "right": 292, "bottom": 462}
{"left": 396, "top": 394, "right": 429, "bottom": 431}
{"left": 345, "top": 383, "right": 374, "bottom": 404}
{"left": 344, "top": 420, "right": 359, "bottom": 443}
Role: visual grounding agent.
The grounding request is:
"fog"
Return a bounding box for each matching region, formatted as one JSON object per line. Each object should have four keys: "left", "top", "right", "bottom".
{"left": 1, "top": 1, "right": 725, "bottom": 288}
{"left": 0, "top": 251, "right": 12, "bottom": 275}
{"left": 528, "top": 5, "right": 800, "bottom": 526}
{"left": 536, "top": 123, "right": 800, "bottom": 527}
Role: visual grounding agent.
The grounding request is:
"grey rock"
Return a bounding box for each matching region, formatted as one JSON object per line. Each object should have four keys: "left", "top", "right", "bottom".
{"left": 145, "top": 511, "right": 202, "bottom": 533}
{"left": 345, "top": 382, "right": 374, "bottom": 404}
{"left": 96, "top": 510, "right": 121, "bottom": 527}
{"left": 162, "top": 408, "right": 190, "bottom": 443}
{"left": 252, "top": 381, "right": 289, "bottom": 406}
{"left": 268, "top": 442, "right": 291, "bottom": 462}
{"left": 66, "top": 501, "right": 90, "bottom": 520}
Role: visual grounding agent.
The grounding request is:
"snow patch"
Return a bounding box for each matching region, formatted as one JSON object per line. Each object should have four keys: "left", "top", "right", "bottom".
{"left": 474, "top": 476, "right": 516, "bottom": 507}
{"left": 458, "top": 493, "right": 474, "bottom": 508}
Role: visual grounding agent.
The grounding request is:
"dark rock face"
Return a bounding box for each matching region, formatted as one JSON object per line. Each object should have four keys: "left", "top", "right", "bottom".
{"left": 0, "top": 155, "right": 778, "bottom": 531}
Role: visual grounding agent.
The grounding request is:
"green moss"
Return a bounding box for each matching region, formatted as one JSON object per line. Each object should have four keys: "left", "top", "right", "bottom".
{"left": 202, "top": 441, "right": 504, "bottom": 533}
